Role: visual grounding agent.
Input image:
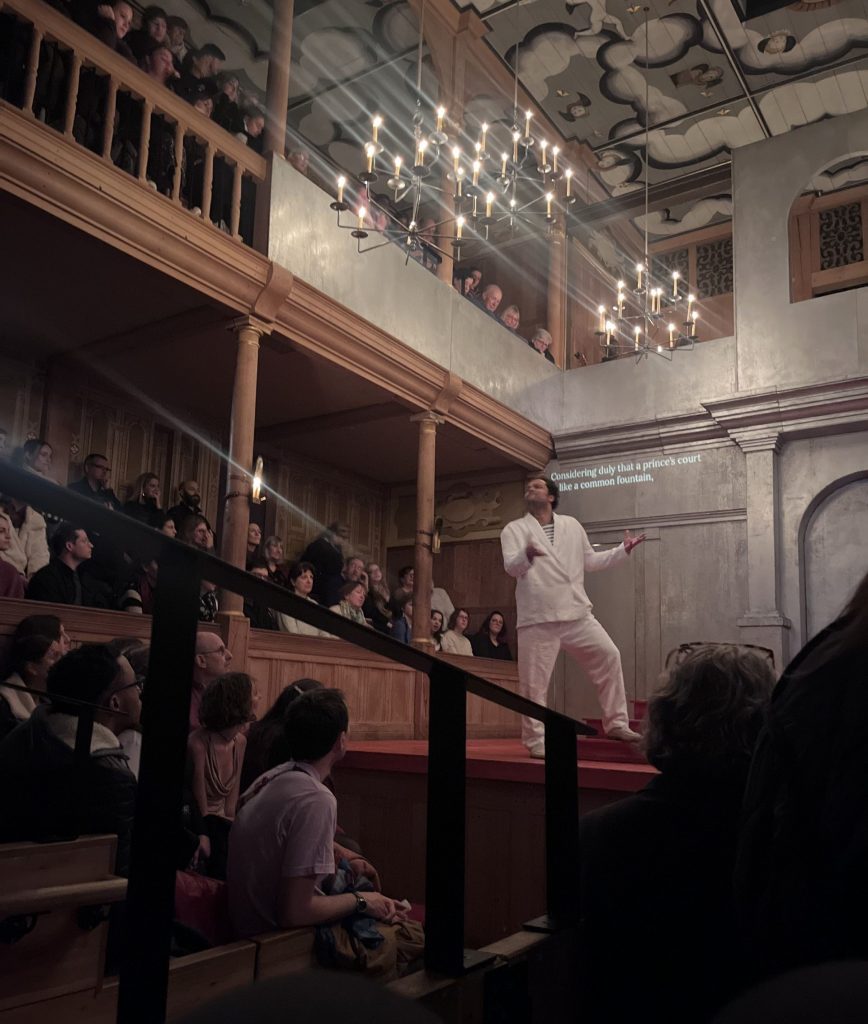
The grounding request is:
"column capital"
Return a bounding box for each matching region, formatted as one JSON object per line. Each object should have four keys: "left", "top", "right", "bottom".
{"left": 229, "top": 315, "right": 271, "bottom": 338}
{"left": 410, "top": 411, "right": 445, "bottom": 426}
{"left": 732, "top": 429, "right": 783, "bottom": 454}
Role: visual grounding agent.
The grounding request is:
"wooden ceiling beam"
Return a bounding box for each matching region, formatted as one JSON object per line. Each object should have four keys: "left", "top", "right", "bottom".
{"left": 256, "top": 401, "right": 409, "bottom": 443}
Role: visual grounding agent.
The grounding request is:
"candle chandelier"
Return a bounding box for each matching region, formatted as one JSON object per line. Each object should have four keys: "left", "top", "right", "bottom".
{"left": 594, "top": 8, "right": 698, "bottom": 363}
{"left": 327, "top": 0, "right": 574, "bottom": 262}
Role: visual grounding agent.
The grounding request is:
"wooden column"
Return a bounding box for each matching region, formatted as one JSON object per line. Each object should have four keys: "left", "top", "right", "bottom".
{"left": 410, "top": 411, "right": 443, "bottom": 649}
{"left": 263, "top": 0, "right": 295, "bottom": 158}
{"left": 547, "top": 216, "right": 567, "bottom": 368}
{"left": 220, "top": 317, "right": 265, "bottom": 613}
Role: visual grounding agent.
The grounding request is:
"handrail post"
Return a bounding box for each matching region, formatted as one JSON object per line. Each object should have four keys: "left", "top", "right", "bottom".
{"left": 117, "top": 544, "right": 203, "bottom": 1024}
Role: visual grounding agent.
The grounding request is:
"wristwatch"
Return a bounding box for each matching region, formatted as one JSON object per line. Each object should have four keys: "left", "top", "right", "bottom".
{"left": 354, "top": 892, "right": 368, "bottom": 914}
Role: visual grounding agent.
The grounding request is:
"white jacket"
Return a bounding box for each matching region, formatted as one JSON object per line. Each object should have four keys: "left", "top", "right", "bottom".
{"left": 0, "top": 507, "right": 49, "bottom": 578}
{"left": 500, "top": 512, "right": 628, "bottom": 627}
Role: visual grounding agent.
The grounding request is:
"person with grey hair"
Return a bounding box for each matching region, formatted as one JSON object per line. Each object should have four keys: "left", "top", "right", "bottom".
{"left": 578, "top": 644, "right": 775, "bottom": 1024}
{"left": 529, "top": 327, "right": 556, "bottom": 364}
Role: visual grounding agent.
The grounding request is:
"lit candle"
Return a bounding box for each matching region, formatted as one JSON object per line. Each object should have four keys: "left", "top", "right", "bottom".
{"left": 456, "top": 167, "right": 464, "bottom": 196}
{"left": 691, "top": 312, "right": 698, "bottom": 337}
{"left": 365, "top": 143, "right": 374, "bottom": 174}
{"left": 605, "top": 320, "right": 613, "bottom": 343}
{"left": 653, "top": 288, "right": 661, "bottom": 314}
{"left": 617, "top": 291, "right": 625, "bottom": 318}
{"left": 416, "top": 138, "right": 428, "bottom": 166}
{"left": 525, "top": 109, "right": 532, "bottom": 136}
{"left": 472, "top": 194, "right": 478, "bottom": 217}
{"left": 634, "top": 324, "right": 641, "bottom": 350}
{"left": 552, "top": 145, "right": 559, "bottom": 174}
{"left": 372, "top": 115, "right": 382, "bottom": 144}
{"left": 540, "top": 139, "right": 548, "bottom": 166}
{"left": 394, "top": 154, "right": 402, "bottom": 176}
{"left": 472, "top": 160, "right": 480, "bottom": 186}
{"left": 565, "top": 167, "right": 572, "bottom": 197}
{"left": 337, "top": 175, "right": 346, "bottom": 204}
{"left": 636, "top": 262, "right": 644, "bottom": 289}
{"left": 436, "top": 106, "right": 446, "bottom": 132}
{"left": 509, "top": 198, "right": 517, "bottom": 212}
{"left": 357, "top": 206, "right": 366, "bottom": 229}
{"left": 456, "top": 215, "right": 464, "bottom": 240}
{"left": 598, "top": 304, "right": 606, "bottom": 332}
{"left": 687, "top": 293, "right": 695, "bottom": 319}
{"left": 452, "top": 146, "right": 461, "bottom": 175}
{"left": 501, "top": 151, "right": 508, "bottom": 176}
{"left": 475, "top": 141, "right": 482, "bottom": 160}
{"left": 668, "top": 323, "right": 675, "bottom": 346}
{"left": 512, "top": 130, "right": 521, "bottom": 162}
{"left": 481, "top": 122, "right": 488, "bottom": 150}
{"left": 545, "top": 191, "right": 553, "bottom": 218}
{"left": 485, "top": 191, "right": 494, "bottom": 218}
{"left": 672, "top": 270, "right": 679, "bottom": 298}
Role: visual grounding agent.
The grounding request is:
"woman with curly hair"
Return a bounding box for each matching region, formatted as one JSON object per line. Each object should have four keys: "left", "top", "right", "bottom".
{"left": 188, "top": 671, "right": 258, "bottom": 878}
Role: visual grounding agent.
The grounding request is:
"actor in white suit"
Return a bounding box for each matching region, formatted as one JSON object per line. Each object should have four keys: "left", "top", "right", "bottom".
{"left": 501, "top": 477, "right": 645, "bottom": 757}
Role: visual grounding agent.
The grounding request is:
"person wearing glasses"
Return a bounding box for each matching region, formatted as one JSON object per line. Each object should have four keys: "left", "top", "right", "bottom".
{"left": 501, "top": 476, "right": 645, "bottom": 758}
{"left": 68, "top": 453, "right": 122, "bottom": 511}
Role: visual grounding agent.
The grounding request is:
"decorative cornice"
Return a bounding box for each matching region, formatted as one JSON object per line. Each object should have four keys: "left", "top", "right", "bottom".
{"left": 555, "top": 411, "right": 729, "bottom": 460}
{"left": 583, "top": 508, "right": 747, "bottom": 533}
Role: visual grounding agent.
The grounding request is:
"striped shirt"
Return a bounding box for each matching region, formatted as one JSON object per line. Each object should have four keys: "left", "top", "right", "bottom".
{"left": 542, "top": 521, "right": 555, "bottom": 545}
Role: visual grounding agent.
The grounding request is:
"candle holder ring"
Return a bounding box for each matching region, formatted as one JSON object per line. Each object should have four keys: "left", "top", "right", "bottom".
{"left": 351, "top": 229, "right": 368, "bottom": 239}
{"left": 330, "top": 200, "right": 349, "bottom": 212}
{"left": 358, "top": 170, "right": 378, "bottom": 185}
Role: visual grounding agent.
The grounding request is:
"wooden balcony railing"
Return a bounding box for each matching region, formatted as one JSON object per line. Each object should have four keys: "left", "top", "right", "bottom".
{"left": 790, "top": 183, "right": 868, "bottom": 302}
{"left": 0, "top": 0, "right": 266, "bottom": 242}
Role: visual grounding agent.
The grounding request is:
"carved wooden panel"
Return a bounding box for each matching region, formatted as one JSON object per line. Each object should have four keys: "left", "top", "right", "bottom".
{"left": 656, "top": 247, "right": 689, "bottom": 282}
{"left": 0, "top": 356, "right": 46, "bottom": 454}
{"left": 818, "top": 202, "right": 864, "bottom": 270}
{"left": 695, "top": 237, "right": 733, "bottom": 298}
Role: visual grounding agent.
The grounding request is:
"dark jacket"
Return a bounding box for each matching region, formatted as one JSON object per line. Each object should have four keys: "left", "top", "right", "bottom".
{"left": 122, "top": 499, "right": 163, "bottom": 529}
{"left": 68, "top": 476, "right": 122, "bottom": 511}
{"left": 299, "top": 535, "right": 345, "bottom": 606}
{"left": 527, "top": 340, "right": 556, "bottom": 363}
{"left": 27, "top": 557, "right": 112, "bottom": 608}
{"left": 470, "top": 633, "right": 513, "bottom": 660}
{"left": 0, "top": 706, "right": 136, "bottom": 876}
{"left": 166, "top": 502, "right": 211, "bottom": 533}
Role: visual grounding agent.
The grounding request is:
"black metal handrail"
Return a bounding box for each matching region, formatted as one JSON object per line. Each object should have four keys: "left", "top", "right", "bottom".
{"left": 0, "top": 462, "right": 581, "bottom": 1020}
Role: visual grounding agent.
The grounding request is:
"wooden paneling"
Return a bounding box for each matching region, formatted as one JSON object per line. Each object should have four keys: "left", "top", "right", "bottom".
{"left": 415, "top": 655, "right": 521, "bottom": 740}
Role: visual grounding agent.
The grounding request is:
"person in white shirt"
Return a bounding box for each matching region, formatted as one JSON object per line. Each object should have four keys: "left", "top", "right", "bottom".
{"left": 500, "top": 477, "right": 645, "bottom": 758}
{"left": 440, "top": 608, "right": 473, "bottom": 657}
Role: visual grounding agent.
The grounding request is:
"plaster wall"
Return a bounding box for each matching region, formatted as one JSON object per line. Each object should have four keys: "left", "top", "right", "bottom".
{"left": 266, "top": 159, "right": 560, "bottom": 416}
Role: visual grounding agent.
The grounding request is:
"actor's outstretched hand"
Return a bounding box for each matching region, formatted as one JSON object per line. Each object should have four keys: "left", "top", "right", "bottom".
{"left": 624, "top": 530, "right": 646, "bottom": 554}
{"left": 526, "top": 541, "right": 547, "bottom": 562}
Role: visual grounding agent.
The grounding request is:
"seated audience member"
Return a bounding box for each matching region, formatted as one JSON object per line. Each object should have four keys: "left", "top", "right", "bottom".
{"left": 68, "top": 453, "right": 122, "bottom": 510}
{"left": 0, "top": 634, "right": 61, "bottom": 740}
{"left": 179, "top": 513, "right": 211, "bottom": 551}
{"left": 27, "top": 523, "right": 111, "bottom": 608}
{"left": 363, "top": 562, "right": 391, "bottom": 634}
{"left": 13, "top": 612, "right": 72, "bottom": 654}
{"left": 160, "top": 514, "right": 177, "bottom": 538}
{"left": 240, "top": 678, "right": 322, "bottom": 793}
{"left": 106, "top": 638, "right": 148, "bottom": 777}
{"left": 174, "top": 43, "right": 225, "bottom": 104}
{"left": 190, "top": 631, "right": 233, "bottom": 732}
{"left": 330, "top": 581, "right": 368, "bottom": 627}
{"left": 452, "top": 267, "right": 481, "bottom": 297}
{"left": 126, "top": 4, "right": 167, "bottom": 61}
{"left": 166, "top": 14, "right": 188, "bottom": 71}
{"left": 342, "top": 555, "right": 367, "bottom": 590}
{"left": 529, "top": 327, "right": 556, "bottom": 364}
{"left": 277, "top": 562, "right": 332, "bottom": 637}
{"left": 167, "top": 479, "right": 211, "bottom": 532}
{"left": 430, "top": 609, "right": 445, "bottom": 651}
{"left": 737, "top": 569, "right": 868, "bottom": 976}
{"left": 228, "top": 688, "right": 405, "bottom": 935}
{"left": 0, "top": 513, "right": 25, "bottom": 598}
{"left": 470, "top": 611, "right": 513, "bottom": 660}
{"left": 580, "top": 644, "right": 775, "bottom": 1024}
{"left": 0, "top": 495, "right": 49, "bottom": 578}
{"left": 189, "top": 672, "right": 256, "bottom": 879}
{"left": 122, "top": 472, "right": 164, "bottom": 527}
{"left": 239, "top": 106, "right": 265, "bottom": 153}
{"left": 0, "top": 644, "right": 140, "bottom": 876}
{"left": 246, "top": 522, "right": 262, "bottom": 567}
{"left": 213, "top": 73, "right": 243, "bottom": 133}
{"left": 499, "top": 304, "right": 521, "bottom": 335}
{"left": 391, "top": 595, "right": 413, "bottom": 645}
{"left": 11, "top": 438, "right": 54, "bottom": 480}
{"left": 245, "top": 560, "right": 278, "bottom": 631}
{"left": 472, "top": 284, "right": 502, "bottom": 317}
{"left": 263, "top": 535, "right": 288, "bottom": 587}
{"left": 391, "top": 565, "right": 414, "bottom": 610}
{"left": 300, "top": 523, "right": 350, "bottom": 607}
{"left": 440, "top": 608, "right": 473, "bottom": 656}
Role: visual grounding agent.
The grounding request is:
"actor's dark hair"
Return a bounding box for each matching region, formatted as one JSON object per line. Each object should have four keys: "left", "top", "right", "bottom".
{"left": 529, "top": 475, "right": 559, "bottom": 510}
{"left": 282, "top": 688, "right": 349, "bottom": 761}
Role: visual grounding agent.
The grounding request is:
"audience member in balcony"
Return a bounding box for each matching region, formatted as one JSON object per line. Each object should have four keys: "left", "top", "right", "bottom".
{"left": 0, "top": 514, "right": 25, "bottom": 599}
{"left": 342, "top": 556, "right": 367, "bottom": 590}
{"left": 11, "top": 438, "right": 55, "bottom": 481}
{"left": 431, "top": 581, "right": 455, "bottom": 623}
{"left": 228, "top": 688, "right": 405, "bottom": 935}
{"left": 288, "top": 148, "right": 309, "bottom": 176}
{"left": 127, "top": 5, "right": 168, "bottom": 61}
{"left": 470, "top": 611, "right": 513, "bottom": 660}
{"left": 239, "top": 107, "right": 265, "bottom": 154}
{"left": 529, "top": 327, "right": 556, "bottom": 364}
{"left": 12, "top": 612, "right": 72, "bottom": 656}
{"left": 190, "top": 631, "right": 233, "bottom": 733}
{"left": 440, "top": 608, "right": 473, "bottom": 656}
{"left": 178, "top": 514, "right": 219, "bottom": 620}
{"left": 89, "top": 0, "right": 135, "bottom": 58}
{"left": 240, "top": 678, "right": 323, "bottom": 792}
{"left": 579, "top": 645, "right": 774, "bottom": 1024}
{"left": 277, "top": 562, "right": 332, "bottom": 637}
{"left": 246, "top": 522, "right": 262, "bottom": 567}
{"left": 0, "top": 635, "right": 61, "bottom": 740}
{"left": 122, "top": 472, "right": 164, "bottom": 528}
{"left": 430, "top": 608, "right": 445, "bottom": 651}
{"left": 189, "top": 671, "right": 256, "bottom": 878}
{"left": 141, "top": 39, "right": 178, "bottom": 84}
{"left": 472, "top": 284, "right": 502, "bottom": 318}
{"left": 499, "top": 304, "right": 521, "bottom": 336}
{"left": 300, "top": 522, "right": 350, "bottom": 606}
{"left": 174, "top": 43, "right": 225, "bottom": 104}
{"left": 27, "top": 524, "right": 112, "bottom": 608}
{"left": 0, "top": 495, "right": 49, "bottom": 579}
{"left": 245, "top": 560, "right": 278, "bottom": 631}
{"left": 68, "top": 453, "right": 122, "bottom": 510}
{"left": 160, "top": 514, "right": 177, "bottom": 538}
{"left": 166, "top": 15, "right": 189, "bottom": 72}
{"left": 391, "top": 565, "right": 414, "bottom": 610}
{"left": 390, "top": 595, "right": 413, "bottom": 644}
{"left": 167, "top": 480, "right": 210, "bottom": 532}
{"left": 363, "top": 562, "right": 391, "bottom": 634}
{"left": 213, "top": 73, "right": 244, "bottom": 134}
{"left": 0, "top": 644, "right": 140, "bottom": 876}
{"left": 453, "top": 267, "right": 481, "bottom": 298}
{"left": 330, "top": 581, "right": 369, "bottom": 627}
{"left": 264, "top": 536, "right": 288, "bottom": 587}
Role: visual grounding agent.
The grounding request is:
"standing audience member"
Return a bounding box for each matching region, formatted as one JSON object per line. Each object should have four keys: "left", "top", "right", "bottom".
{"left": 0, "top": 634, "right": 61, "bottom": 740}
{"left": 0, "top": 513, "right": 25, "bottom": 598}
{"left": 126, "top": 5, "right": 168, "bottom": 61}
{"left": 430, "top": 609, "right": 445, "bottom": 651}
{"left": 213, "top": 73, "right": 243, "bottom": 133}
{"left": 430, "top": 580, "right": 455, "bottom": 622}
{"left": 300, "top": 523, "right": 350, "bottom": 606}
{"left": 166, "top": 15, "right": 188, "bottom": 71}
{"left": 173, "top": 43, "right": 225, "bottom": 103}
{"left": 580, "top": 645, "right": 774, "bottom": 1024}
{"left": 471, "top": 611, "right": 513, "bottom": 660}
{"left": 0, "top": 495, "right": 49, "bottom": 578}
{"left": 363, "top": 562, "right": 391, "bottom": 634}
{"left": 166, "top": 480, "right": 210, "bottom": 532}
{"left": 0, "top": 645, "right": 140, "bottom": 876}
{"left": 68, "top": 453, "right": 122, "bottom": 510}
{"left": 227, "top": 688, "right": 405, "bottom": 935}
{"left": 240, "top": 678, "right": 323, "bottom": 792}
{"left": 391, "top": 595, "right": 413, "bottom": 644}
{"left": 122, "top": 472, "right": 163, "bottom": 527}
{"left": 277, "top": 563, "right": 332, "bottom": 638}
{"left": 529, "top": 327, "right": 556, "bottom": 364}
{"left": 189, "top": 632, "right": 233, "bottom": 733}
{"left": 330, "top": 582, "right": 368, "bottom": 627}
{"left": 188, "top": 671, "right": 256, "bottom": 879}
{"left": 440, "top": 608, "right": 473, "bottom": 656}
{"left": 27, "top": 524, "right": 111, "bottom": 608}
{"left": 239, "top": 107, "right": 265, "bottom": 153}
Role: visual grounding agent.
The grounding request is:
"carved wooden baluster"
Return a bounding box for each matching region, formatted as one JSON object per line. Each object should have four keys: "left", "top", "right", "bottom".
{"left": 229, "top": 163, "right": 242, "bottom": 237}
{"left": 137, "top": 98, "right": 153, "bottom": 182}
{"left": 200, "top": 142, "right": 214, "bottom": 221}
{"left": 171, "top": 120, "right": 184, "bottom": 201}
{"left": 102, "top": 76, "right": 117, "bottom": 159}
{"left": 62, "top": 52, "right": 82, "bottom": 137}
{"left": 22, "top": 24, "right": 44, "bottom": 114}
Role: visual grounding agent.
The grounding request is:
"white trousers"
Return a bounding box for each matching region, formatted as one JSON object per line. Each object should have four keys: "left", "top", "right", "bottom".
{"left": 517, "top": 616, "right": 630, "bottom": 749}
